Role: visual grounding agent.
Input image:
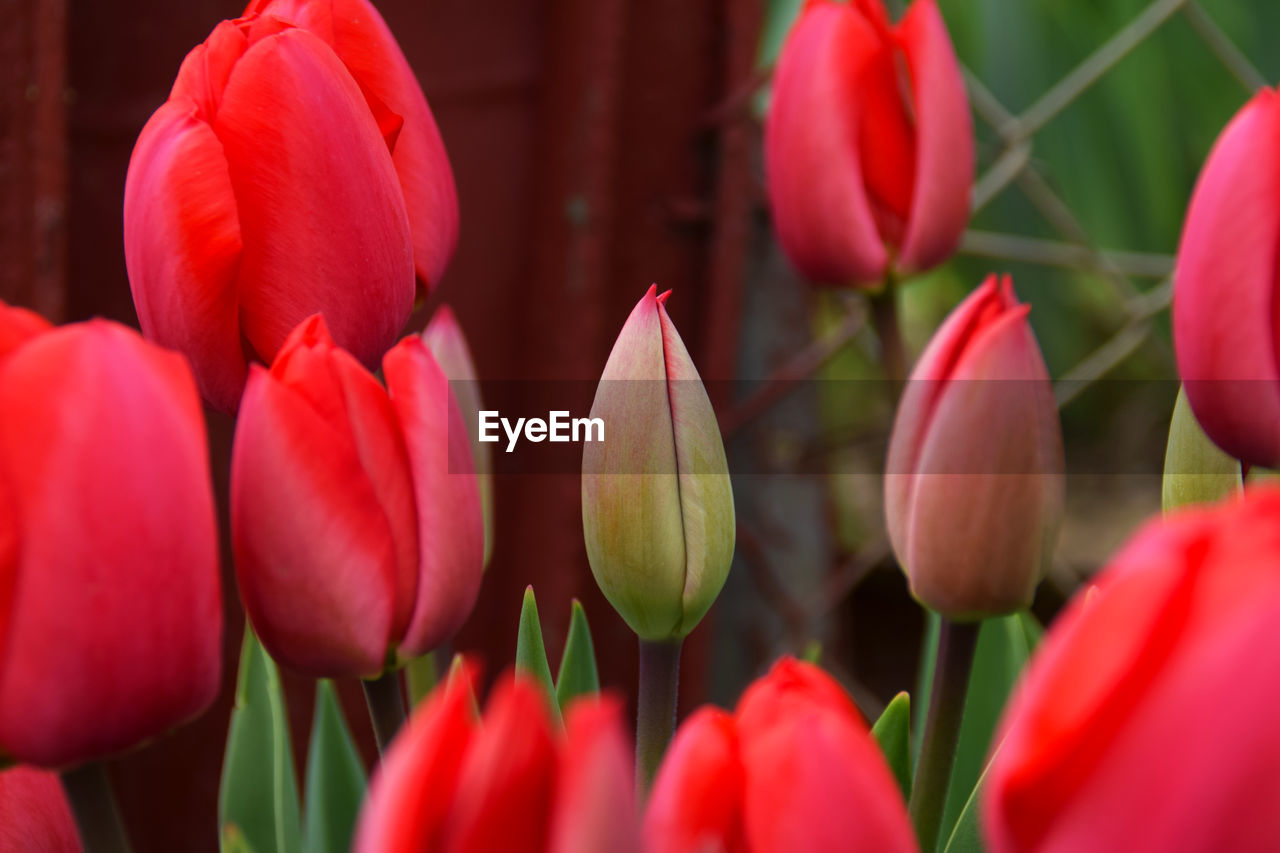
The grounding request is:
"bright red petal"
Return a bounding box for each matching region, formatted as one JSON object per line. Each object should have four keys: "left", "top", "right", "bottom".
{"left": 548, "top": 697, "right": 639, "bottom": 853}
{"left": 0, "top": 766, "right": 80, "bottom": 852}
{"left": 0, "top": 323, "right": 221, "bottom": 767}
{"left": 644, "top": 707, "right": 746, "bottom": 853}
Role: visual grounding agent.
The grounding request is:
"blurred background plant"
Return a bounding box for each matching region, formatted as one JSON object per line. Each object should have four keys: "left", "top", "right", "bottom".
{"left": 1, "top": 0, "right": 1274, "bottom": 848}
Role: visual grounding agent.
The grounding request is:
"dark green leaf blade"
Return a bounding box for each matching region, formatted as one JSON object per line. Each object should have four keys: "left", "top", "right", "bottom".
{"left": 219, "top": 627, "right": 304, "bottom": 853}
{"left": 871, "top": 691, "right": 913, "bottom": 803}
{"left": 303, "top": 680, "right": 367, "bottom": 853}
{"left": 554, "top": 600, "right": 600, "bottom": 712}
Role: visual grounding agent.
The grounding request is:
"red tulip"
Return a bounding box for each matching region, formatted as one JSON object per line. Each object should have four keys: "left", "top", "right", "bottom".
{"left": 884, "top": 275, "right": 1063, "bottom": 618}
{"left": 644, "top": 658, "right": 916, "bottom": 853}
{"left": 124, "top": 1, "right": 457, "bottom": 412}
{"left": 1174, "top": 89, "right": 1280, "bottom": 467}
{"left": 0, "top": 307, "right": 221, "bottom": 768}
{"left": 354, "top": 672, "right": 638, "bottom": 853}
{"left": 765, "top": 0, "right": 973, "bottom": 286}
{"left": 0, "top": 767, "right": 80, "bottom": 852}
{"left": 244, "top": 0, "right": 459, "bottom": 290}
{"left": 230, "top": 314, "right": 482, "bottom": 678}
{"left": 984, "top": 488, "right": 1280, "bottom": 852}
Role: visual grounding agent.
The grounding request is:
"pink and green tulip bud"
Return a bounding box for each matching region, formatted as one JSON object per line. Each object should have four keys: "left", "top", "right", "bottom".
{"left": 582, "top": 286, "right": 735, "bottom": 641}
{"left": 423, "top": 306, "right": 494, "bottom": 566}
{"left": 884, "top": 275, "right": 1064, "bottom": 619}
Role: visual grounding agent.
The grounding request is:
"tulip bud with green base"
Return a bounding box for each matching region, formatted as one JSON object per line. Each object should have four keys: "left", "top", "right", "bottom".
{"left": 582, "top": 285, "right": 735, "bottom": 788}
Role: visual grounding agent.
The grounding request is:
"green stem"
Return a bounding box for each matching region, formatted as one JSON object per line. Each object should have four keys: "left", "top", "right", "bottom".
{"left": 910, "top": 619, "right": 980, "bottom": 853}
{"left": 635, "top": 638, "right": 682, "bottom": 793}
{"left": 60, "top": 763, "right": 132, "bottom": 853}
{"left": 362, "top": 671, "right": 407, "bottom": 756}
{"left": 869, "top": 280, "right": 907, "bottom": 384}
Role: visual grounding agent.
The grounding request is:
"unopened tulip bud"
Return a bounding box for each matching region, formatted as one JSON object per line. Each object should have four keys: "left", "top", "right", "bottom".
{"left": 765, "top": 0, "right": 973, "bottom": 286}
{"left": 582, "top": 286, "right": 734, "bottom": 641}
{"left": 884, "top": 275, "right": 1064, "bottom": 619}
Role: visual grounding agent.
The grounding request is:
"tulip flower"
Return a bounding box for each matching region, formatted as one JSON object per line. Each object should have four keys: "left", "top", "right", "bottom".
{"left": 582, "top": 285, "right": 735, "bottom": 642}
{"left": 765, "top": 0, "right": 973, "bottom": 286}
{"left": 354, "top": 671, "right": 638, "bottom": 852}
{"left": 423, "top": 306, "right": 494, "bottom": 566}
{"left": 884, "top": 275, "right": 1063, "bottom": 619}
{"left": 1174, "top": 89, "right": 1280, "bottom": 467}
{"left": 231, "top": 314, "right": 483, "bottom": 678}
{"left": 984, "top": 488, "right": 1280, "bottom": 852}
{"left": 0, "top": 306, "right": 222, "bottom": 768}
{"left": 125, "top": 0, "right": 457, "bottom": 413}
{"left": 644, "top": 658, "right": 916, "bottom": 852}
{"left": 0, "top": 767, "right": 80, "bottom": 851}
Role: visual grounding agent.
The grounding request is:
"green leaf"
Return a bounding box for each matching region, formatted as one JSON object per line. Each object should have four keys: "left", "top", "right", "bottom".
{"left": 405, "top": 652, "right": 438, "bottom": 708}
{"left": 912, "top": 611, "right": 941, "bottom": 765}
{"left": 219, "top": 628, "right": 303, "bottom": 853}
{"left": 871, "top": 692, "right": 912, "bottom": 803}
{"left": 1162, "top": 385, "right": 1242, "bottom": 514}
{"left": 303, "top": 681, "right": 367, "bottom": 853}
{"left": 515, "top": 586, "right": 560, "bottom": 725}
{"left": 936, "top": 615, "right": 1038, "bottom": 851}
{"left": 445, "top": 653, "right": 481, "bottom": 718}
{"left": 941, "top": 745, "right": 1001, "bottom": 853}
{"left": 555, "top": 600, "right": 600, "bottom": 712}
{"left": 801, "top": 639, "right": 823, "bottom": 664}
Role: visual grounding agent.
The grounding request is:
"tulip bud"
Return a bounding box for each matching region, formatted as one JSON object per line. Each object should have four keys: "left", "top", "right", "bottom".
{"left": 125, "top": 0, "right": 457, "bottom": 413}
{"left": 582, "top": 286, "right": 735, "bottom": 641}
{"left": 0, "top": 767, "right": 79, "bottom": 851}
{"left": 423, "top": 306, "right": 494, "bottom": 566}
{"left": 354, "top": 671, "right": 638, "bottom": 852}
{"left": 984, "top": 488, "right": 1280, "bottom": 852}
{"left": 644, "top": 658, "right": 915, "bottom": 852}
{"left": 231, "top": 315, "right": 483, "bottom": 678}
{"left": 884, "top": 275, "right": 1064, "bottom": 619}
{"left": 1174, "top": 88, "right": 1280, "bottom": 467}
{"left": 0, "top": 307, "right": 222, "bottom": 768}
{"left": 765, "top": 0, "right": 973, "bottom": 286}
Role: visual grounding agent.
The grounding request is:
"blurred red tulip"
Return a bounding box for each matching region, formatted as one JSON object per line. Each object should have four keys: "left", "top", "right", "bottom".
{"left": 354, "top": 673, "right": 638, "bottom": 853}
{"left": 1174, "top": 89, "right": 1280, "bottom": 467}
{"left": 765, "top": 0, "right": 973, "bottom": 286}
{"left": 245, "top": 0, "right": 459, "bottom": 291}
{"left": 0, "top": 767, "right": 80, "bottom": 852}
{"left": 423, "top": 306, "right": 494, "bottom": 566}
{"left": 644, "top": 658, "right": 916, "bottom": 853}
{"left": 884, "top": 275, "right": 1063, "bottom": 619}
{"left": 0, "top": 308, "right": 222, "bottom": 768}
{"left": 230, "top": 315, "right": 482, "bottom": 678}
{"left": 125, "top": 1, "right": 457, "bottom": 412}
{"left": 984, "top": 488, "right": 1280, "bottom": 852}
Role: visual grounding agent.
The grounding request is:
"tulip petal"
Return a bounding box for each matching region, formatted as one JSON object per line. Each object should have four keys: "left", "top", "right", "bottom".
{"left": 548, "top": 698, "right": 639, "bottom": 853}
{"left": 895, "top": 0, "right": 973, "bottom": 274}
{"left": 214, "top": 27, "right": 414, "bottom": 370}
{"left": 0, "top": 323, "right": 221, "bottom": 767}
{"left": 903, "top": 305, "right": 1063, "bottom": 617}
{"left": 734, "top": 657, "right": 863, "bottom": 735}
{"left": 0, "top": 767, "right": 79, "bottom": 852}
{"left": 249, "top": 0, "right": 459, "bottom": 290}
{"left": 766, "top": 3, "right": 888, "bottom": 285}
{"left": 231, "top": 363, "right": 398, "bottom": 679}
{"left": 0, "top": 304, "right": 50, "bottom": 362}
{"left": 582, "top": 287, "right": 687, "bottom": 639}
{"left": 643, "top": 708, "right": 745, "bottom": 853}
{"left": 384, "top": 337, "right": 484, "bottom": 658}
{"left": 656, "top": 303, "right": 735, "bottom": 636}
{"left": 740, "top": 704, "right": 915, "bottom": 852}
{"left": 271, "top": 317, "right": 421, "bottom": 641}
{"left": 1175, "top": 90, "right": 1280, "bottom": 467}
{"left": 124, "top": 97, "right": 246, "bottom": 413}
{"left": 354, "top": 673, "right": 477, "bottom": 853}
{"left": 440, "top": 678, "right": 558, "bottom": 853}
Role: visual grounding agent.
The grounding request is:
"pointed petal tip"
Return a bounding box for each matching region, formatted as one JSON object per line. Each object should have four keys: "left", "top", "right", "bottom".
{"left": 655, "top": 289, "right": 673, "bottom": 306}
